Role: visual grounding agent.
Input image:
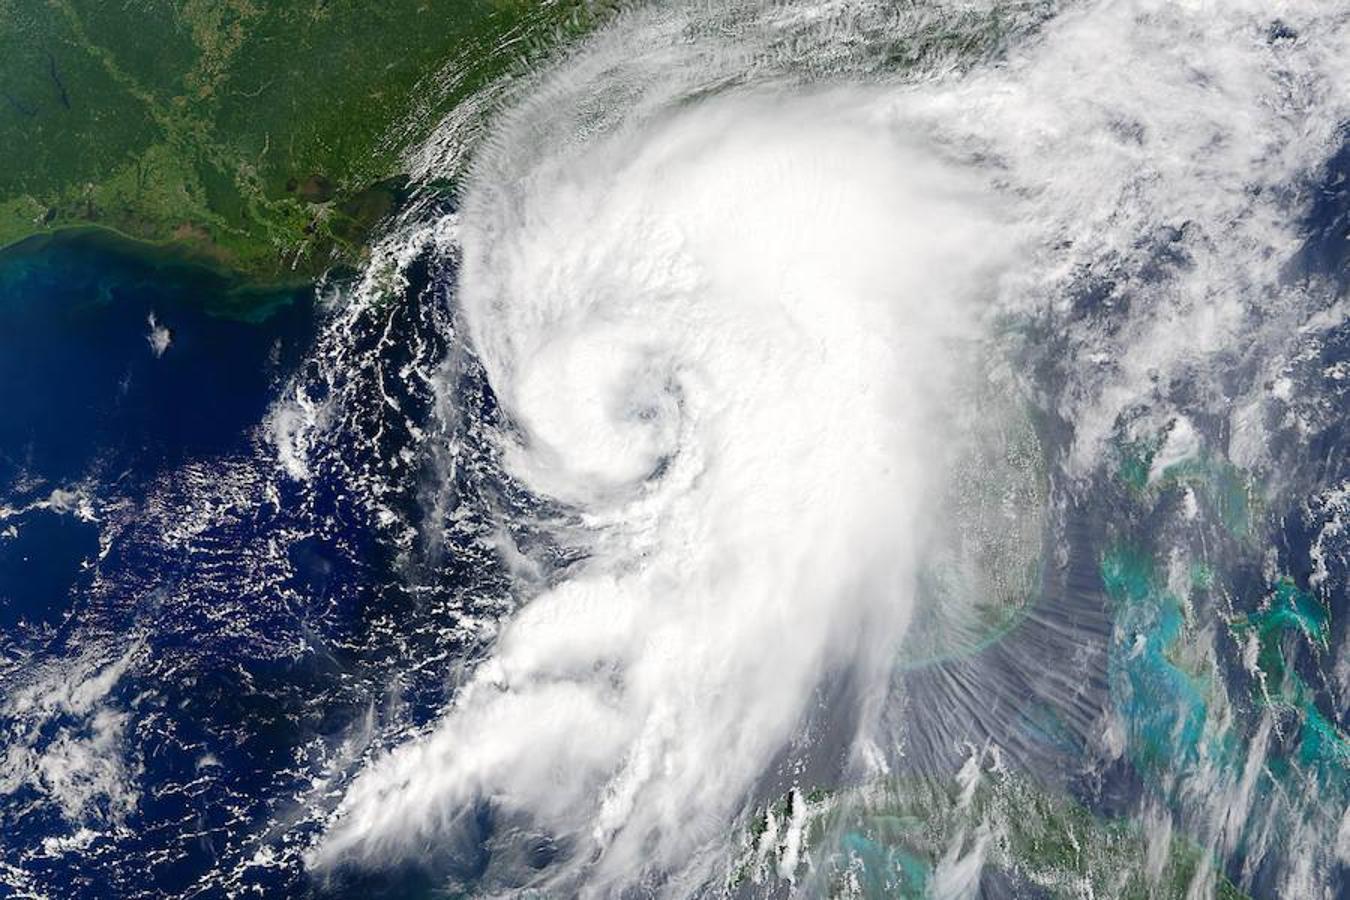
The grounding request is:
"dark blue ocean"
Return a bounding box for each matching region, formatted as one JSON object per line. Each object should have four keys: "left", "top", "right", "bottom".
{"left": 0, "top": 227, "right": 509, "bottom": 899}
{"left": 0, "top": 234, "right": 314, "bottom": 629}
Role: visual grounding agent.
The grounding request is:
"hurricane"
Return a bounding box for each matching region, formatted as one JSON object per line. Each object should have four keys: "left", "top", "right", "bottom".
{"left": 303, "top": 0, "right": 1350, "bottom": 895}
{"left": 2, "top": 0, "right": 1347, "bottom": 898}
{"left": 316, "top": 80, "right": 1019, "bottom": 891}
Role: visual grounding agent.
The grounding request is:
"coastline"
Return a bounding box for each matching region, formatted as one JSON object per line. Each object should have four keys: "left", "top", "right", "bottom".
{"left": 0, "top": 167, "right": 422, "bottom": 307}
{"left": 0, "top": 224, "right": 328, "bottom": 323}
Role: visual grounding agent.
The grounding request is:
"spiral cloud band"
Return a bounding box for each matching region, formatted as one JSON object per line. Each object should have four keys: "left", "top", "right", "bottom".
{"left": 315, "top": 77, "right": 1013, "bottom": 887}
{"left": 310, "top": 0, "right": 1350, "bottom": 894}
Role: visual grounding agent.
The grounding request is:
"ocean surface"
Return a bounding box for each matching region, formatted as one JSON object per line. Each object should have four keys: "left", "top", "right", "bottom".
{"left": 2, "top": 6, "right": 1349, "bottom": 889}
{"left": 0, "top": 233, "right": 335, "bottom": 896}
{"left": 0, "top": 226, "right": 508, "bottom": 898}
{"left": 0, "top": 234, "right": 315, "bottom": 631}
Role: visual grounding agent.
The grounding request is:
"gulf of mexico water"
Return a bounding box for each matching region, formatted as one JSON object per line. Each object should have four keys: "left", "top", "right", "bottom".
{"left": 0, "top": 232, "right": 315, "bottom": 632}
{"left": 0, "top": 222, "right": 518, "bottom": 898}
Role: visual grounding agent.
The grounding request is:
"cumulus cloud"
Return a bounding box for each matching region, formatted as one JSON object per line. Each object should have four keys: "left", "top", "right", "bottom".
{"left": 146, "top": 312, "right": 172, "bottom": 358}
{"left": 0, "top": 647, "right": 142, "bottom": 828}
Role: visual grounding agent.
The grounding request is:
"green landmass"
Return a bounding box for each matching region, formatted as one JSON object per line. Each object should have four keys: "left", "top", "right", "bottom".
{"left": 734, "top": 774, "right": 1250, "bottom": 899}
{"left": 0, "top": 0, "right": 610, "bottom": 281}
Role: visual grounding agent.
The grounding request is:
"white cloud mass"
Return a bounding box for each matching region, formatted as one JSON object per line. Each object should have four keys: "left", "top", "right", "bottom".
{"left": 311, "top": 0, "right": 1350, "bottom": 894}
{"left": 315, "top": 82, "right": 1013, "bottom": 892}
